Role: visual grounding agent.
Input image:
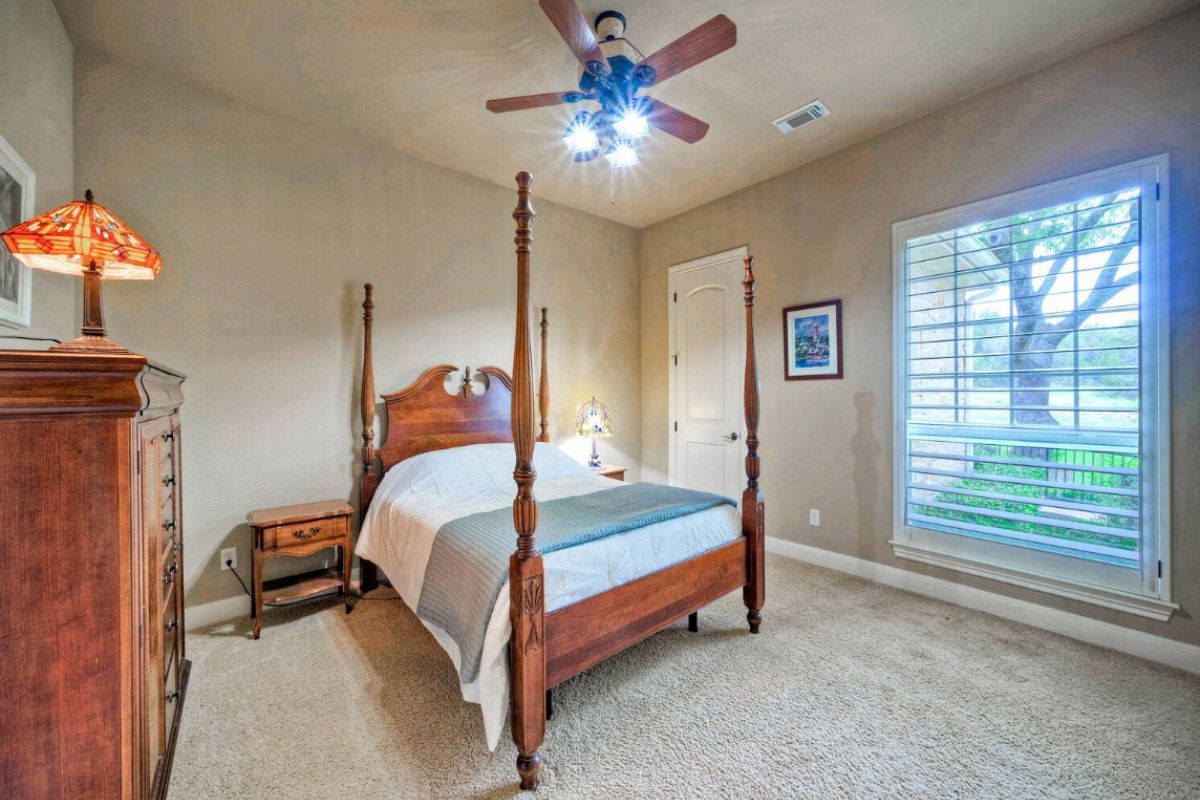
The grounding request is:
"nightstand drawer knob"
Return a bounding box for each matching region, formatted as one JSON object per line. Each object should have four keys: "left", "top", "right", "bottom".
{"left": 293, "top": 526, "right": 322, "bottom": 539}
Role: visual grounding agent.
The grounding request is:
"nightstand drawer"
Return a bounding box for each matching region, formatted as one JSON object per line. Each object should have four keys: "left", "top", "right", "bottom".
{"left": 263, "top": 516, "right": 348, "bottom": 551}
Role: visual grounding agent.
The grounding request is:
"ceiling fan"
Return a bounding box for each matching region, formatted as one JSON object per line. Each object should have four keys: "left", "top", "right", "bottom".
{"left": 486, "top": 0, "right": 737, "bottom": 167}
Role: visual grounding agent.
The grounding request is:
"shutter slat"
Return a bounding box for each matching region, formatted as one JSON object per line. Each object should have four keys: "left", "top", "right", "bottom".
{"left": 910, "top": 499, "right": 1137, "bottom": 539}
{"left": 905, "top": 303, "right": 1140, "bottom": 332}
{"left": 909, "top": 465, "right": 1139, "bottom": 498}
{"left": 908, "top": 447, "right": 1139, "bottom": 476}
{"left": 907, "top": 513, "right": 1137, "bottom": 561}
{"left": 907, "top": 481, "right": 1140, "bottom": 518}
{"left": 908, "top": 324, "right": 1139, "bottom": 348}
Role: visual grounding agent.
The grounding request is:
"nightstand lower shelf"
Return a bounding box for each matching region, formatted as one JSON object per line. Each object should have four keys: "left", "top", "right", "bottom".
{"left": 261, "top": 568, "right": 345, "bottom": 606}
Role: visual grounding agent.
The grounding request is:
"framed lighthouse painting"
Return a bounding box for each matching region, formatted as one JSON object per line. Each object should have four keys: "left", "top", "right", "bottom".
{"left": 783, "top": 299, "right": 843, "bottom": 380}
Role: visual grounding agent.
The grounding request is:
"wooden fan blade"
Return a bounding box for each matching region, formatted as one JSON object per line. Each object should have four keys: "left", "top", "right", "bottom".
{"left": 646, "top": 98, "right": 710, "bottom": 143}
{"left": 539, "top": 0, "right": 610, "bottom": 74}
{"left": 639, "top": 15, "right": 736, "bottom": 86}
{"left": 486, "top": 92, "right": 578, "bottom": 113}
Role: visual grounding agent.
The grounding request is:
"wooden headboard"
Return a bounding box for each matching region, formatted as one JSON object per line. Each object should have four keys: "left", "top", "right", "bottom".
{"left": 357, "top": 285, "right": 550, "bottom": 511}
{"left": 378, "top": 364, "right": 515, "bottom": 469}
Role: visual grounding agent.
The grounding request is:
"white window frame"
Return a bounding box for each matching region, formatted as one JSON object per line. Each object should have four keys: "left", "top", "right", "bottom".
{"left": 891, "top": 155, "right": 1175, "bottom": 621}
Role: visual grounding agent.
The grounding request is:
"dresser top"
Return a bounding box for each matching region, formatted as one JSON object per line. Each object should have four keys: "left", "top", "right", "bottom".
{"left": 0, "top": 349, "right": 185, "bottom": 418}
{"left": 247, "top": 499, "right": 354, "bottom": 528}
{"left": 0, "top": 348, "right": 184, "bottom": 376}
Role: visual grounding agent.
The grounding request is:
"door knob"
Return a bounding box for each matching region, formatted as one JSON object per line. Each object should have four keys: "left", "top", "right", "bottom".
{"left": 721, "top": 432, "right": 739, "bottom": 442}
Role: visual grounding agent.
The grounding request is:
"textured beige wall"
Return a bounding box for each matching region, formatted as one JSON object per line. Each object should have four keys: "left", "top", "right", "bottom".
{"left": 0, "top": 0, "right": 75, "bottom": 340}
{"left": 640, "top": 11, "right": 1200, "bottom": 644}
{"left": 72, "top": 51, "right": 641, "bottom": 610}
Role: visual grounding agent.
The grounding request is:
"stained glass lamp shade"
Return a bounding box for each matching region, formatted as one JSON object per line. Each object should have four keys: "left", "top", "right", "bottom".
{"left": 575, "top": 397, "right": 613, "bottom": 469}
{"left": 1, "top": 189, "right": 161, "bottom": 352}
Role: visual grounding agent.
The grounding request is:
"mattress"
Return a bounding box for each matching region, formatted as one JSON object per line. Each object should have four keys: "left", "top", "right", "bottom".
{"left": 356, "top": 442, "right": 740, "bottom": 750}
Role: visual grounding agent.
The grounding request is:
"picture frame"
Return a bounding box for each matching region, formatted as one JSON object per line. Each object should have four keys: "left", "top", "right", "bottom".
{"left": 0, "top": 133, "right": 35, "bottom": 329}
{"left": 783, "top": 298, "right": 843, "bottom": 380}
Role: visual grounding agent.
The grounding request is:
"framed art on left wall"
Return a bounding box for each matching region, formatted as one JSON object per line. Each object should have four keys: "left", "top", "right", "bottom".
{"left": 0, "top": 134, "right": 35, "bottom": 328}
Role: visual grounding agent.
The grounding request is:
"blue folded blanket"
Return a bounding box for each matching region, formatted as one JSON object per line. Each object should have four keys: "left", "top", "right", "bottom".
{"left": 417, "top": 482, "right": 735, "bottom": 682}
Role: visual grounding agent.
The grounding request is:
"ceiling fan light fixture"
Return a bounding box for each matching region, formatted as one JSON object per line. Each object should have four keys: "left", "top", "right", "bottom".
{"left": 562, "top": 112, "right": 600, "bottom": 153}
{"left": 613, "top": 109, "right": 650, "bottom": 140}
{"left": 604, "top": 141, "right": 639, "bottom": 168}
{"left": 486, "top": 3, "right": 737, "bottom": 173}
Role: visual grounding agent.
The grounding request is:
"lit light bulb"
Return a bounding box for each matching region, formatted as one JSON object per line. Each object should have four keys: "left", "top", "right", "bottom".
{"left": 563, "top": 125, "right": 600, "bottom": 153}
{"left": 604, "top": 141, "right": 640, "bottom": 168}
{"left": 613, "top": 110, "right": 650, "bottom": 139}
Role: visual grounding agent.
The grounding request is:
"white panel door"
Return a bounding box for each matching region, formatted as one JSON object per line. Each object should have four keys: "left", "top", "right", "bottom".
{"left": 669, "top": 247, "right": 746, "bottom": 500}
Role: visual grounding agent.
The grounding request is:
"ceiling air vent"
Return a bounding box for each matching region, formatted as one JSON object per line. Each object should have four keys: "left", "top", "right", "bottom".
{"left": 772, "top": 100, "right": 830, "bottom": 134}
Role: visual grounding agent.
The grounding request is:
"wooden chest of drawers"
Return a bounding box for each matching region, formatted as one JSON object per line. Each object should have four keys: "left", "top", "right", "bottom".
{"left": 0, "top": 351, "right": 187, "bottom": 799}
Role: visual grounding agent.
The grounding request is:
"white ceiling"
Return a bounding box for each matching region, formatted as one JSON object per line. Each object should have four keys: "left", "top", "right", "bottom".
{"left": 55, "top": 0, "right": 1195, "bottom": 228}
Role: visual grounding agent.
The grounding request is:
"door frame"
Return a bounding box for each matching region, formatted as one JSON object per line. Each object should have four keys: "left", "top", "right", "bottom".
{"left": 667, "top": 245, "right": 749, "bottom": 489}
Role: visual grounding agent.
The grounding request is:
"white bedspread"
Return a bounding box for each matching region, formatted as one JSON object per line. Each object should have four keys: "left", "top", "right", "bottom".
{"left": 356, "top": 443, "right": 739, "bottom": 750}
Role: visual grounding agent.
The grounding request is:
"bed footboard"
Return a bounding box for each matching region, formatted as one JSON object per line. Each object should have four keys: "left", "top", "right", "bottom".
{"left": 544, "top": 538, "right": 748, "bottom": 687}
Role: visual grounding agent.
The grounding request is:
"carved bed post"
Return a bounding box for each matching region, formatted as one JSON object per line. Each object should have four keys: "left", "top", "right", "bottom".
{"left": 359, "top": 283, "right": 380, "bottom": 592}
{"left": 742, "top": 256, "right": 765, "bottom": 633}
{"left": 509, "top": 172, "right": 545, "bottom": 790}
{"left": 538, "top": 308, "right": 550, "bottom": 443}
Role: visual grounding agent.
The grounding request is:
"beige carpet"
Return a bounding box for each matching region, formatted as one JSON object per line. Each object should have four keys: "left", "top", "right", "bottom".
{"left": 170, "top": 555, "right": 1199, "bottom": 799}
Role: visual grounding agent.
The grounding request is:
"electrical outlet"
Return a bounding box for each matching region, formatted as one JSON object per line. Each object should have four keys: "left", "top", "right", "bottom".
{"left": 809, "top": 509, "right": 820, "bottom": 527}
{"left": 221, "top": 547, "right": 237, "bottom": 571}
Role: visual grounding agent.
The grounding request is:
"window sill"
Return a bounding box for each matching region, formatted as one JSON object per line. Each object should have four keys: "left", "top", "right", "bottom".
{"left": 890, "top": 540, "right": 1178, "bottom": 622}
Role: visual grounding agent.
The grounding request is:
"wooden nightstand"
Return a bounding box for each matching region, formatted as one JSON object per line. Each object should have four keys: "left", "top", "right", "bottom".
{"left": 596, "top": 464, "right": 626, "bottom": 481}
{"left": 247, "top": 499, "right": 354, "bottom": 639}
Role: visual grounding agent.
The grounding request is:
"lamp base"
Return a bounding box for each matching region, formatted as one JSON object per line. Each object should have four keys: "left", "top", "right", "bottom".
{"left": 50, "top": 334, "right": 131, "bottom": 354}
{"left": 49, "top": 262, "right": 131, "bottom": 353}
{"left": 587, "top": 438, "right": 602, "bottom": 470}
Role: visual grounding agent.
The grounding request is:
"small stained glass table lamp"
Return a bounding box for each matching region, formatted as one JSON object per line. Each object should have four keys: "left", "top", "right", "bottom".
{"left": 1, "top": 189, "right": 161, "bottom": 353}
{"left": 575, "top": 396, "right": 613, "bottom": 470}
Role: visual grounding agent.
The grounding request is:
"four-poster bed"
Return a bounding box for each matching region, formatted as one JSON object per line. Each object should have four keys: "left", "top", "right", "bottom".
{"left": 355, "top": 172, "right": 764, "bottom": 791}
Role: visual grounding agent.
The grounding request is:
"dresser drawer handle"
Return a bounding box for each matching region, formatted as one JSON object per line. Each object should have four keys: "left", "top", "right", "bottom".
{"left": 173, "top": 541, "right": 183, "bottom": 554}
{"left": 163, "top": 476, "right": 175, "bottom": 487}
{"left": 165, "top": 618, "right": 178, "bottom": 632}
{"left": 166, "top": 690, "right": 180, "bottom": 703}
{"left": 163, "top": 431, "right": 174, "bottom": 442}
{"left": 163, "top": 520, "right": 176, "bottom": 531}
{"left": 292, "top": 526, "right": 322, "bottom": 539}
{"left": 163, "top": 563, "right": 177, "bottom": 585}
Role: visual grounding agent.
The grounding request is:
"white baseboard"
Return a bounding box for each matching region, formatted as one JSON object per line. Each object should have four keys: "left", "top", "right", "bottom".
{"left": 186, "top": 593, "right": 250, "bottom": 631}
{"left": 766, "top": 536, "right": 1200, "bottom": 675}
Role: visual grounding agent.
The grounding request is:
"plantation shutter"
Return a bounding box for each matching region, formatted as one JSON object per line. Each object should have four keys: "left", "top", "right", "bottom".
{"left": 901, "top": 187, "right": 1143, "bottom": 568}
